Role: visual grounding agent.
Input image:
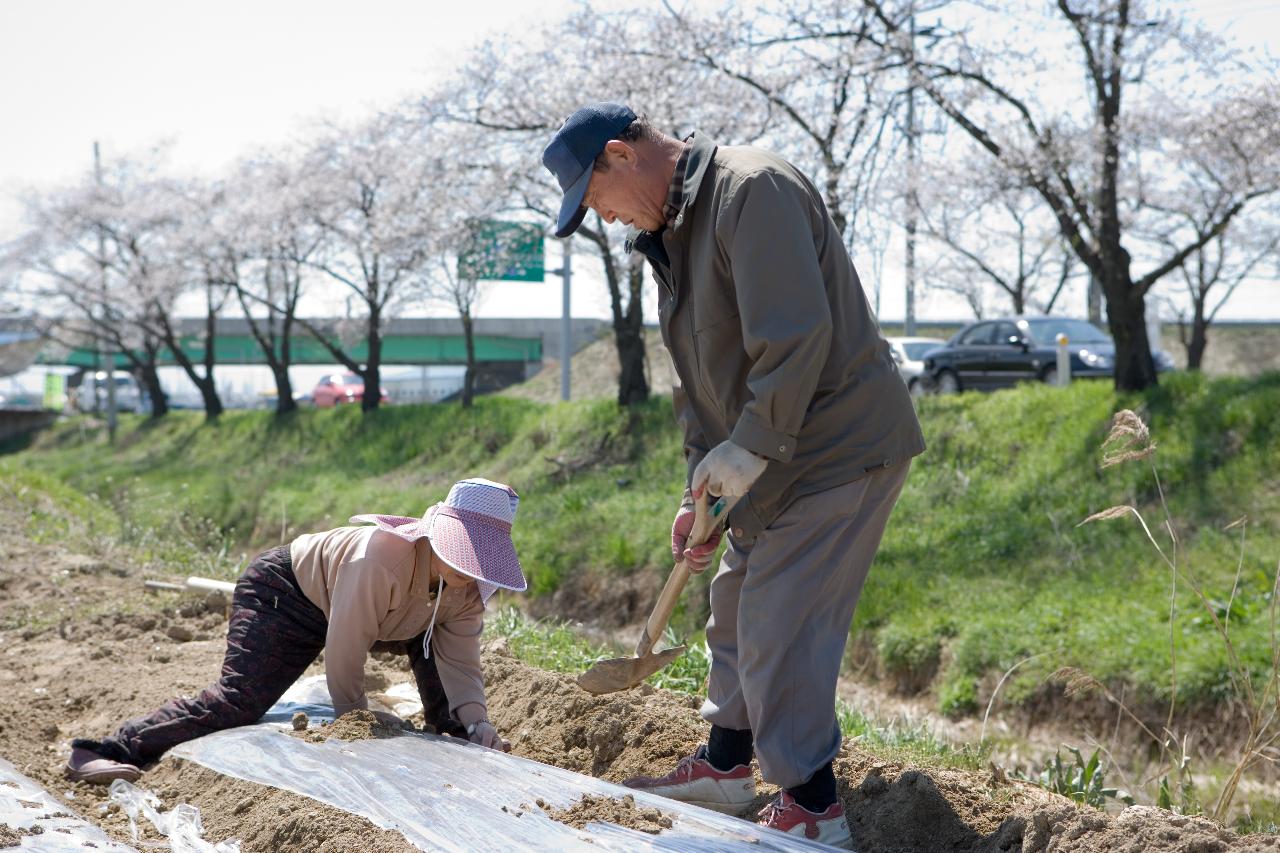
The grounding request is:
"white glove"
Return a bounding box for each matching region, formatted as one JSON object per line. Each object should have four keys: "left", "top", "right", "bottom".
{"left": 691, "top": 440, "right": 768, "bottom": 498}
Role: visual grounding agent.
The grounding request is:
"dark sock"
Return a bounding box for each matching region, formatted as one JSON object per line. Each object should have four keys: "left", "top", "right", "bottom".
{"left": 71, "top": 737, "right": 135, "bottom": 765}
{"left": 705, "top": 725, "right": 753, "bottom": 771}
{"left": 787, "top": 762, "right": 837, "bottom": 812}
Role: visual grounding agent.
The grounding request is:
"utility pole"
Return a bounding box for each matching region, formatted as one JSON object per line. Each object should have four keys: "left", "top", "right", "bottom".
{"left": 904, "top": 1, "right": 919, "bottom": 337}
{"left": 94, "top": 141, "right": 118, "bottom": 442}
{"left": 547, "top": 236, "right": 573, "bottom": 401}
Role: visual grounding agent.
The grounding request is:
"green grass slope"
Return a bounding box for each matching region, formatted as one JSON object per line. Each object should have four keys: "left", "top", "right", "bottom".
{"left": 5, "top": 371, "right": 1278, "bottom": 716}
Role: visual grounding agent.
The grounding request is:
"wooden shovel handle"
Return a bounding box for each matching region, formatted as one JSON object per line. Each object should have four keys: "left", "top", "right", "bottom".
{"left": 634, "top": 491, "right": 736, "bottom": 658}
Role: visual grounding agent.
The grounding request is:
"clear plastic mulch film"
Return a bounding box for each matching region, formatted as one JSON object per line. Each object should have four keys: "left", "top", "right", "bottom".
{"left": 0, "top": 755, "right": 135, "bottom": 851}
{"left": 172, "top": 675, "right": 842, "bottom": 852}
{"left": 107, "top": 779, "right": 241, "bottom": 853}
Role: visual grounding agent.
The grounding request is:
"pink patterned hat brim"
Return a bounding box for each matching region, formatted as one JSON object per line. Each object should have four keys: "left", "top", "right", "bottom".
{"left": 349, "top": 508, "right": 527, "bottom": 597}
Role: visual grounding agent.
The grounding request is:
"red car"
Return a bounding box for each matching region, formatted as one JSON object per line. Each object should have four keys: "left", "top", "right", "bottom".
{"left": 310, "top": 372, "right": 390, "bottom": 407}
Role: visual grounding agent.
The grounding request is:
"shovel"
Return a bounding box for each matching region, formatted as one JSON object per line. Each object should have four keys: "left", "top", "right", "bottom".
{"left": 577, "top": 490, "right": 737, "bottom": 695}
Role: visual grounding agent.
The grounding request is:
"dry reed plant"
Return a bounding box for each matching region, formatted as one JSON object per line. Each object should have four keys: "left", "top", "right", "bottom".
{"left": 1074, "top": 409, "right": 1280, "bottom": 821}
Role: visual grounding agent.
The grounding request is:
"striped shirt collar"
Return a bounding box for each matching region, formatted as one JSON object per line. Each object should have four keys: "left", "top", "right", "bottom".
{"left": 662, "top": 139, "right": 693, "bottom": 230}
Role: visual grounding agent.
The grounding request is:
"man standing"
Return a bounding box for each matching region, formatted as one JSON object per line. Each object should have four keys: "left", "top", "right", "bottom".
{"left": 542, "top": 104, "right": 923, "bottom": 848}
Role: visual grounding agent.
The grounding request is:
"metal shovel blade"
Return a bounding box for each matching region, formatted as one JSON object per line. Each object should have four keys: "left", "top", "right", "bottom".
{"left": 575, "top": 645, "right": 687, "bottom": 696}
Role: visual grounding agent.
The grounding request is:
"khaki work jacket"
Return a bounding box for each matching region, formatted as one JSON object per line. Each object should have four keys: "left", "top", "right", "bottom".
{"left": 290, "top": 527, "right": 485, "bottom": 717}
{"left": 631, "top": 133, "right": 925, "bottom": 539}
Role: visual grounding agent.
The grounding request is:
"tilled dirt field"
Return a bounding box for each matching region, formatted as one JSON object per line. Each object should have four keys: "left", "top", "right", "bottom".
{"left": 3, "top": 494, "right": 1280, "bottom": 851}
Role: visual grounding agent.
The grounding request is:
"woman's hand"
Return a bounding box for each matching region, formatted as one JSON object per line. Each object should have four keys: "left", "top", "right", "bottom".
{"left": 370, "top": 709, "right": 407, "bottom": 729}
{"left": 468, "top": 720, "right": 510, "bottom": 752}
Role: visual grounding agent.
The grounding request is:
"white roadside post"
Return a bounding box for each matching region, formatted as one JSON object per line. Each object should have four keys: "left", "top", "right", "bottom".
{"left": 542, "top": 235, "right": 572, "bottom": 402}
{"left": 1055, "top": 333, "right": 1071, "bottom": 387}
{"left": 94, "top": 142, "right": 118, "bottom": 440}
{"left": 559, "top": 237, "right": 572, "bottom": 401}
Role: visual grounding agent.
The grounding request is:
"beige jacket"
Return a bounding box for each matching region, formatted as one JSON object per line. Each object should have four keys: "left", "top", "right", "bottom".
{"left": 631, "top": 133, "right": 925, "bottom": 538}
{"left": 290, "top": 526, "right": 485, "bottom": 718}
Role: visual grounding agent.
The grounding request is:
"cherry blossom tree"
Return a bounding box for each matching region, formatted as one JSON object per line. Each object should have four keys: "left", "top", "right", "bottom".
{"left": 915, "top": 154, "right": 1077, "bottom": 317}
{"left": 1157, "top": 209, "right": 1279, "bottom": 370}
{"left": 122, "top": 177, "right": 233, "bottom": 420}
{"left": 286, "top": 111, "right": 442, "bottom": 412}
{"left": 614, "top": 0, "right": 909, "bottom": 248}
{"left": 214, "top": 153, "right": 319, "bottom": 415}
{"left": 433, "top": 13, "right": 766, "bottom": 406}
{"left": 12, "top": 166, "right": 172, "bottom": 418}
{"left": 863, "top": 0, "right": 1280, "bottom": 389}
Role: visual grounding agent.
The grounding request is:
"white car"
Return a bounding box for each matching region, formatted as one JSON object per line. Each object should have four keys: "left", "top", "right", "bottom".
{"left": 75, "top": 371, "right": 144, "bottom": 413}
{"left": 887, "top": 336, "right": 947, "bottom": 398}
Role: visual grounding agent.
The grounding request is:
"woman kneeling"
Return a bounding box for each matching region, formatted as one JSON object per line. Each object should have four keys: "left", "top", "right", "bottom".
{"left": 66, "top": 478, "right": 525, "bottom": 784}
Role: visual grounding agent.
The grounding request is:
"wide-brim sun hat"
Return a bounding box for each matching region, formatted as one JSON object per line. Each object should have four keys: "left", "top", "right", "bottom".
{"left": 350, "top": 478, "right": 525, "bottom": 602}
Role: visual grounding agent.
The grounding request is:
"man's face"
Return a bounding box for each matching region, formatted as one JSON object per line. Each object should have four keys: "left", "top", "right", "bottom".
{"left": 582, "top": 142, "right": 667, "bottom": 232}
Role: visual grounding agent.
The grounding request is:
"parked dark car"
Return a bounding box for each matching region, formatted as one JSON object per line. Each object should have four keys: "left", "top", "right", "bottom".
{"left": 922, "top": 316, "right": 1175, "bottom": 393}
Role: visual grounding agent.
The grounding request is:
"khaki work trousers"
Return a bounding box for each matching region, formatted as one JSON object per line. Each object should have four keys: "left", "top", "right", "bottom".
{"left": 700, "top": 461, "right": 911, "bottom": 789}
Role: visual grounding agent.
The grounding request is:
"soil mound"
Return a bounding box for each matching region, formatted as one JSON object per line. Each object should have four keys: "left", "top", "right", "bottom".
{"left": 1017, "top": 804, "right": 1280, "bottom": 853}
{"left": 0, "top": 823, "right": 42, "bottom": 848}
{"left": 294, "top": 710, "right": 405, "bottom": 744}
{"left": 539, "top": 793, "right": 674, "bottom": 834}
{"left": 482, "top": 647, "right": 1280, "bottom": 852}
{"left": 142, "top": 758, "right": 418, "bottom": 852}
{"left": 482, "top": 644, "right": 705, "bottom": 781}
{"left": 499, "top": 327, "right": 678, "bottom": 404}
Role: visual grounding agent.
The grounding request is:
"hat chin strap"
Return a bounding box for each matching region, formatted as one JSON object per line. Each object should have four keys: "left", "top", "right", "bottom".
{"left": 421, "top": 574, "right": 445, "bottom": 660}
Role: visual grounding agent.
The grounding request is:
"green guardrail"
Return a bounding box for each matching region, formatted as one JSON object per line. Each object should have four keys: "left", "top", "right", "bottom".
{"left": 39, "top": 334, "right": 543, "bottom": 369}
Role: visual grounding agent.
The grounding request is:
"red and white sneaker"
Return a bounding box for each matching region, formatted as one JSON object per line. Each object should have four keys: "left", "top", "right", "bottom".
{"left": 759, "top": 792, "right": 852, "bottom": 849}
{"left": 622, "top": 746, "right": 756, "bottom": 814}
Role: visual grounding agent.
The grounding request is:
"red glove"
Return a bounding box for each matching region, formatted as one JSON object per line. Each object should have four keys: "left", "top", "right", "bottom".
{"left": 672, "top": 502, "right": 723, "bottom": 574}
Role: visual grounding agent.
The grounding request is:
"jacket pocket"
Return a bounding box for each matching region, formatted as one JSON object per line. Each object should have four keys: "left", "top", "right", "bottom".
{"left": 658, "top": 295, "right": 675, "bottom": 351}
{"left": 691, "top": 311, "right": 740, "bottom": 405}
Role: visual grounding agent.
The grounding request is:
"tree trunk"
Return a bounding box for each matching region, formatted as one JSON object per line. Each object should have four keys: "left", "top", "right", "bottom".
{"left": 1187, "top": 297, "right": 1208, "bottom": 371}
{"left": 137, "top": 341, "right": 168, "bottom": 419}
{"left": 1087, "top": 275, "right": 1103, "bottom": 324}
{"left": 267, "top": 309, "right": 297, "bottom": 415}
{"left": 276, "top": 310, "right": 296, "bottom": 413}
{"left": 362, "top": 307, "right": 382, "bottom": 412}
{"left": 140, "top": 367, "right": 167, "bottom": 419}
{"left": 156, "top": 317, "right": 223, "bottom": 420}
{"left": 578, "top": 223, "right": 649, "bottom": 407}
{"left": 197, "top": 380, "right": 224, "bottom": 420}
{"left": 461, "top": 309, "right": 476, "bottom": 409}
{"left": 614, "top": 264, "right": 649, "bottom": 406}
{"left": 271, "top": 364, "right": 296, "bottom": 414}
{"left": 233, "top": 272, "right": 297, "bottom": 417}
{"left": 1103, "top": 278, "right": 1159, "bottom": 391}
{"left": 200, "top": 291, "right": 223, "bottom": 421}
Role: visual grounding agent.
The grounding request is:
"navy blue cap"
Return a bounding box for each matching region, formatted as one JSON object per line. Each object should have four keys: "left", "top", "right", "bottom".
{"left": 542, "top": 103, "right": 637, "bottom": 238}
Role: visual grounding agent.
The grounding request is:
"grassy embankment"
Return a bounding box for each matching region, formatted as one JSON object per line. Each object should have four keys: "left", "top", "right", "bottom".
{"left": 4, "top": 371, "right": 1279, "bottom": 725}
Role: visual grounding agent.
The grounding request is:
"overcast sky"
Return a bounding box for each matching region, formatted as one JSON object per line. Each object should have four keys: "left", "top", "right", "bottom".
{"left": 1, "top": 0, "right": 1276, "bottom": 323}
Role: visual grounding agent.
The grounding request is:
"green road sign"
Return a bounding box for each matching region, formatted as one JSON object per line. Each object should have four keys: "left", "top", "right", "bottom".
{"left": 458, "top": 221, "right": 545, "bottom": 282}
{"left": 43, "top": 373, "right": 66, "bottom": 410}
